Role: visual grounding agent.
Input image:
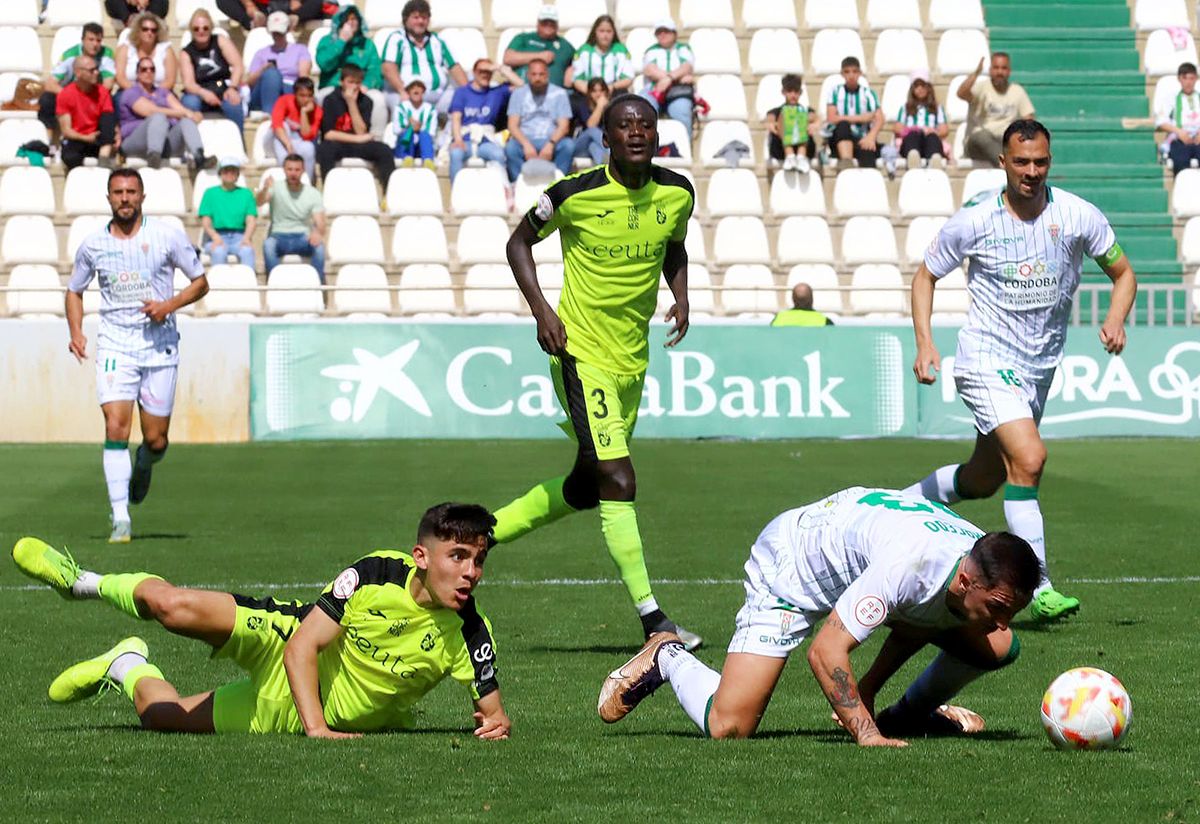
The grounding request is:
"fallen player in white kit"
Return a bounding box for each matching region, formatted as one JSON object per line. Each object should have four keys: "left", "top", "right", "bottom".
{"left": 598, "top": 487, "right": 1041, "bottom": 745}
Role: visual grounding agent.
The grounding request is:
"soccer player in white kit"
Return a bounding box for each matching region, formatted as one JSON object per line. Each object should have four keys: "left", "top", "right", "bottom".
{"left": 904, "top": 119, "right": 1137, "bottom": 622}
{"left": 66, "top": 169, "right": 208, "bottom": 543}
{"left": 598, "top": 487, "right": 1041, "bottom": 745}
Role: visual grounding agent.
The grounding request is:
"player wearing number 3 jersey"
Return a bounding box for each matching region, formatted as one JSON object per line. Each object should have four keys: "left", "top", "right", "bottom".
{"left": 598, "top": 487, "right": 1041, "bottom": 746}
{"left": 904, "top": 119, "right": 1138, "bottom": 622}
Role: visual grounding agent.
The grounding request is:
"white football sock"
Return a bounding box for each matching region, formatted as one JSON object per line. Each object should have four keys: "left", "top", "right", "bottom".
{"left": 658, "top": 643, "right": 721, "bottom": 733}
{"left": 103, "top": 447, "right": 131, "bottom": 523}
{"left": 900, "top": 651, "right": 986, "bottom": 715}
{"left": 106, "top": 651, "right": 148, "bottom": 685}
{"left": 902, "top": 464, "right": 962, "bottom": 504}
{"left": 636, "top": 597, "right": 660, "bottom": 618}
{"left": 1003, "top": 486, "right": 1051, "bottom": 591}
{"left": 71, "top": 570, "right": 102, "bottom": 599}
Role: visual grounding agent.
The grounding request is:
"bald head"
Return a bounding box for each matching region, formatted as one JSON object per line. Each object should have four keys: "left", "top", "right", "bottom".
{"left": 791, "top": 282, "right": 814, "bottom": 310}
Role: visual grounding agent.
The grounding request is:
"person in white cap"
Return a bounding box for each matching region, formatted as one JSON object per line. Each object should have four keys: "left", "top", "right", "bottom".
{"left": 504, "top": 5, "right": 576, "bottom": 89}
{"left": 198, "top": 156, "right": 258, "bottom": 269}
{"left": 889, "top": 70, "right": 948, "bottom": 169}
{"left": 246, "top": 10, "right": 313, "bottom": 116}
{"left": 639, "top": 19, "right": 696, "bottom": 139}
{"left": 215, "top": 0, "right": 326, "bottom": 31}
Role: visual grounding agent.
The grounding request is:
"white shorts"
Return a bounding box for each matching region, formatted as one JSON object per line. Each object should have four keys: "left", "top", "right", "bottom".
{"left": 96, "top": 351, "right": 178, "bottom": 417}
{"left": 728, "top": 533, "right": 814, "bottom": 659}
{"left": 954, "top": 369, "right": 1050, "bottom": 435}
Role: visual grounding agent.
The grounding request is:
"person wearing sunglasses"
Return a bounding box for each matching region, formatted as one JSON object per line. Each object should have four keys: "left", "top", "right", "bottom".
{"left": 118, "top": 57, "right": 211, "bottom": 171}
{"left": 115, "top": 12, "right": 177, "bottom": 92}
{"left": 180, "top": 8, "right": 245, "bottom": 133}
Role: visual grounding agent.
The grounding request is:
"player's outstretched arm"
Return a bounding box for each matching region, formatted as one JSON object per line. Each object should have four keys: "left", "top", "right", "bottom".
{"left": 910, "top": 263, "right": 940, "bottom": 384}
{"left": 472, "top": 690, "right": 511, "bottom": 741}
{"left": 807, "top": 611, "right": 907, "bottom": 748}
{"left": 507, "top": 219, "right": 566, "bottom": 355}
{"left": 283, "top": 608, "right": 361, "bottom": 739}
{"left": 662, "top": 240, "right": 689, "bottom": 347}
{"left": 1097, "top": 250, "right": 1137, "bottom": 355}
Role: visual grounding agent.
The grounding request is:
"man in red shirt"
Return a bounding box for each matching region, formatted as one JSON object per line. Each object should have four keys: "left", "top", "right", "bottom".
{"left": 57, "top": 55, "right": 119, "bottom": 170}
{"left": 270, "top": 76, "right": 321, "bottom": 179}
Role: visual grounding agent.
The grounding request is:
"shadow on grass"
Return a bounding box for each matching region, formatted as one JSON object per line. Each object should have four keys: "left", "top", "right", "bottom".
{"left": 528, "top": 644, "right": 643, "bottom": 655}
{"left": 89, "top": 532, "right": 191, "bottom": 541}
{"left": 612, "top": 727, "right": 1035, "bottom": 742}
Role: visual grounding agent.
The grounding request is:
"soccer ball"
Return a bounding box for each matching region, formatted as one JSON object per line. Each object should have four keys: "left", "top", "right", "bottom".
{"left": 1040, "top": 667, "right": 1132, "bottom": 750}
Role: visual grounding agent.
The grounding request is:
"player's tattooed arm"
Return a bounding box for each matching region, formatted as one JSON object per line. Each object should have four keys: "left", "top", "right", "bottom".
{"left": 827, "top": 667, "right": 861, "bottom": 709}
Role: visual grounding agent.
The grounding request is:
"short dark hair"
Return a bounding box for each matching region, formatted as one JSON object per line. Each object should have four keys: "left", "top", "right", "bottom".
{"left": 418, "top": 503, "right": 497, "bottom": 547}
{"left": 781, "top": 73, "right": 803, "bottom": 93}
{"left": 294, "top": 77, "right": 314, "bottom": 94}
{"left": 406, "top": 78, "right": 426, "bottom": 91}
{"left": 403, "top": 0, "right": 431, "bottom": 20}
{"left": 840, "top": 56, "right": 860, "bottom": 70}
{"left": 602, "top": 92, "right": 657, "bottom": 132}
{"left": 968, "top": 531, "right": 1042, "bottom": 602}
{"left": 283, "top": 153, "right": 305, "bottom": 166}
{"left": 992, "top": 51, "right": 1010, "bottom": 63}
{"left": 1179, "top": 62, "right": 1198, "bottom": 76}
{"left": 340, "top": 62, "right": 364, "bottom": 81}
{"left": 1002, "top": 118, "right": 1051, "bottom": 151}
{"left": 107, "top": 167, "right": 143, "bottom": 191}
{"left": 82, "top": 22, "right": 104, "bottom": 38}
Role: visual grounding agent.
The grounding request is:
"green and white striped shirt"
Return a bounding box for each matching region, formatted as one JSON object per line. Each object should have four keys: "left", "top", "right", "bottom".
{"left": 895, "top": 104, "right": 946, "bottom": 129}
{"left": 394, "top": 99, "right": 437, "bottom": 143}
{"left": 381, "top": 30, "right": 457, "bottom": 92}
{"left": 571, "top": 42, "right": 633, "bottom": 85}
{"left": 825, "top": 83, "right": 878, "bottom": 137}
{"left": 642, "top": 42, "right": 694, "bottom": 73}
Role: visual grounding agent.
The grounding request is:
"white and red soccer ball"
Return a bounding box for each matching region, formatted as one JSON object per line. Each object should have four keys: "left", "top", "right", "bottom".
{"left": 1041, "top": 667, "right": 1132, "bottom": 750}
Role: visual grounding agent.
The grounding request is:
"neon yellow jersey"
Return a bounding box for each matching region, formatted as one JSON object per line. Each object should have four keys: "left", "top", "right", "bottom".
{"left": 526, "top": 164, "right": 694, "bottom": 375}
{"left": 313, "top": 551, "right": 497, "bottom": 733}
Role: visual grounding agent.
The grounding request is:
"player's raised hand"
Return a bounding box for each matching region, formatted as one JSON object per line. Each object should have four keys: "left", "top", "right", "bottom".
{"left": 664, "top": 301, "right": 689, "bottom": 347}
{"left": 1099, "top": 322, "right": 1126, "bottom": 355}
{"left": 913, "top": 342, "right": 941, "bottom": 384}
{"left": 534, "top": 308, "right": 567, "bottom": 355}
{"left": 473, "top": 710, "right": 511, "bottom": 740}
{"left": 68, "top": 332, "right": 88, "bottom": 363}
{"left": 141, "top": 299, "right": 172, "bottom": 323}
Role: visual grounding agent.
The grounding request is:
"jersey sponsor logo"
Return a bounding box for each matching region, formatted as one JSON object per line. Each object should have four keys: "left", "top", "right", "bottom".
{"left": 103, "top": 269, "right": 154, "bottom": 304}
{"left": 472, "top": 642, "right": 494, "bottom": 664}
{"left": 332, "top": 567, "right": 359, "bottom": 599}
{"left": 344, "top": 621, "right": 418, "bottom": 677}
{"left": 535, "top": 193, "right": 554, "bottom": 221}
{"left": 999, "top": 259, "right": 1061, "bottom": 309}
{"left": 594, "top": 208, "right": 614, "bottom": 223}
{"left": 585, "top": 240, "right": 667, "bottom": 261}
{"left": 757, "top": 634, "right": 801, "bottom": 647}
{"left": 853, "top": 595, "right": 887, "bottom": 628}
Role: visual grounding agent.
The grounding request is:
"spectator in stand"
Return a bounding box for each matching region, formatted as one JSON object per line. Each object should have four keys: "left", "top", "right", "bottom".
{"left": 217, "top": 1, "right": 327, "bottom": 30}
{"left": 1157, "top": 62, "right": 1200, "bottom": 175}
{"left": 767, "top": 74, "right": 819, "bottom": 173}
{"left": 199, "top": 157, "right": 258, "bottom": 268}
{"left": 824, "top": 56, "right": 882, "bottom": 170}
{"left": 316, "top": 5, "right": 386, "bottom": 135}
{"left": 572, "top": 15, "right": 633, "bottom": 97}
{"left": 40, "top": 23, "right": 117, "bottom": 137}
{"left": 890, "top": 70, "right": 948, "bottom": 169}
{"left": 247, "top": 11, "right": 312, "bottom": 117}
{"left": 317, "top": 63, "right": 395, "bottom": 185}
{"left": 58, "top": 55, "right": 120, "bottom": 170}
{"left": 771, "top": 283, "right": 833, "bottom": 327}
{"left": 105, "top": 0, "right": 168, "bottom": 30}
{"left": 180, "top": 9, "right": 245, "bottom": 133}
{"left": 257, "top": 153, "right": 326, "bottom": 281}
{"left": 571, "top": 77, "right": 609, "bottom": 167}
{"left": 959, "top": 53, "right": 1035, "bottom": 166}
{"left": 392, "top": 79, "right": 437, "bottom": 168}
{"left": 380, "top": 0, "right": 467, "bottom": 116}
{"left": 639, "top": 19, "right": 695, "bottom": 140}
{"left": 504, "top": 5, "right": 574, "bottom": 89}
{"left": 505, "top": 58, "right": 574, "bottom": 182}
{"left": 271, "top": 77, "right": 321, "bottom": 178}
{"left": 118, "top": 56, "right": 210, "bottom": 169}
{"left": 448, "top": 59, "right": 521, "bottom": 182}
{"left": 115, "top": 12, "right": 177, "bottom": 93}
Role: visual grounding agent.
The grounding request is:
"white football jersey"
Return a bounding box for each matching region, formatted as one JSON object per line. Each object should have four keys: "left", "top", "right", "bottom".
{"left": 69, "top": 217, "right": 205, "bottom": 367}
{"left": 924, "top": 185, "right": 1116, "bottom": 382}
{"left": 758, "top": 487, "right": 986, "bottom": 642}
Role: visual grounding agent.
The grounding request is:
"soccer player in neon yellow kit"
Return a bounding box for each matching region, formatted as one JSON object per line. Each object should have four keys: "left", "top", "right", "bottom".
{"left": 13, "top": 503, "right": 510, "bottom": 739}
{"left": 491, "top": 93, "right": 701, "bottom": 649}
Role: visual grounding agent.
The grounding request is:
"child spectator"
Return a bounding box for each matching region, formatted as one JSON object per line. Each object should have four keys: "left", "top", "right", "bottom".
{"left": 271, "top": 77, "right": 321, "bottom": 178}
{"left": 766, "top": 74, "right": 818, "bottom": 173}
{"left": 891, "top": 70, "right": 948, "bottom": 169}
{"left": 393, "top": 79, "right": 436, "bottom": 168}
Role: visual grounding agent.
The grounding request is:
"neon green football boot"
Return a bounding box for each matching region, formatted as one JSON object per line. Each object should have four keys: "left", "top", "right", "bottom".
{"left": 1030, "top": 588, "right": 1081, "bottom": 622}
{"left": 12, "top": 537, "right": 81, "bottom": 598}
{"left": 49, "top": 637, "right": 148, "bottom": 703}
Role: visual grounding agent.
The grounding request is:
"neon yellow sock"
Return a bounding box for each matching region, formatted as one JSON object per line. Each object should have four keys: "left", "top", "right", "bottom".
{"left": 98, "top": 572, "right": 162, "bottom": 620}
{"left": 599, "top": 499, "right": 654, "bottom": 608}
{"left": 492, "top": 476, "right": 575, "bottom": 543}
{"left": 122, "top": 662, "right": 165, "bottom": 703}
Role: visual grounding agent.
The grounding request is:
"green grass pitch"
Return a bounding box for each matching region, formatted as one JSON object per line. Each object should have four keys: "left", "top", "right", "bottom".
{"left": 1, "top": 439, "right": 1197, "bottom": 822}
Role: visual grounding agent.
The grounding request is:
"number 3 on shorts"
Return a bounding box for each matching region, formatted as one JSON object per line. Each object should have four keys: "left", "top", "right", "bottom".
{"left": 591, "top": 388, "right": 608, "bottom": 419}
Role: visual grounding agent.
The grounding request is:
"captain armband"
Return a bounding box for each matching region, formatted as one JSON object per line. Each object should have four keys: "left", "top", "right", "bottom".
{"left": 1096, "top": 241, "right": 1123, "bottom": 267}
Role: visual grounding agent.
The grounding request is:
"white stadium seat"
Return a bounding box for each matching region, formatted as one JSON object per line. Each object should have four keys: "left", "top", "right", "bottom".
{"left": 657, "top": 264, "right": 714, "bottom": 316}
{"left": 624, "top": 27, "right": 655, "bottom": 68}
{"left": 464, "top": 264, "right": 521, "bottom": 315}
{"left": 769, "top": 170, "right": 827, "bottom": 216}
{"left": 175, "top": 0, "right": 228, "bottom": 28}
{"left": 755, "top": 75, "right": 812, "bottom": 118}
{"left": 203, "top": 264, "right": 261, "bottom": 316}
{"left": 172, "top": 270, "right": 196, "bottom": 316}
{"left": 240, "top": 27, "right": 282, "bottom": 72}
{"left": 850, "top": 264, "right": 906, "bottom": 316}
{"left": 699, "top": 120, "right": 756, "bottom": 168}
{"left": 1145, "top": 28, "right": 1199, "bottom": 76}
{"left": 0, "top": 167, "right": 54, "bottom": 216}
{"left": 1134, "top": 0, "right": 1188, "bottom": 30}
{"left": 6, "top": 264, "right": 62, "bottom": 317}
{"left": 1, "top": 215, "right": 58, "bottom": 265}
{"left": 928, "top": 0, "right": 985, "bottom": 30}
{"left": 64, "top": 167, "right": 112, "bottom": 216}
{"left": 655, "top": 119, "right": 693, "bottom": 165}
{"left": 787, "top": 264, "right": 842, "bottom": 314}
{"left": 689, "top": 28, "right": 742, "bottom": 75}
{"left": 1172, "top": 169, "right": 1200, "bottom": 216}
{"left": 43, "top": 0, "right": 103, "bottom": 27}
{"left": 0, "top": 27, "right": 43, "bottom": 73}
{"left": 961, "top": 168, "right": 1006, "bottom": 205}
{"left": 266, "top": 264, "right": 324, "bottom": 317}
{"left": 490, "top": 0, "right": 541, "bottom": 29}
{"left": 57, "top": 30, "right": 87, "bottom": 66}
{"left": 841, "top": 216, "right": 898, "bottom": 265}
{"left": 399, "top": 264, "right": 456, "bottom": 315}
{"left": 946, "top": 75, "right": 970, "bottom": 122}
{"left": 810, "top": 29, "right": 866, "bottom": 76}
{"left": 832, "top": 169, "right": 890, "bottom": 217}
{"left": 880, "top": 74, "right": 913, "bottom": 122}
{"left": 933, "top": 267, "right": 970, "bottom": 315}
{"left": 776, "top": 216, "right": 835, "bottom": 265}
{"left": 904, "top": 216, "right": 948, "bottom": 264}
{"left": 198, "top": 119, "right": 247, "bottom": 164}
{"left": 440, "top": 28, "right": 488, "bottom": 74}
{"left": 391, "top": 216, "right": 449, "bottom": 264}
{"left": 493, "top": 26, "right": 522, "bottom": 65}
{"left": 696, "top": 75, "right": 748, "bottom": 120}
{"left": 431, "top": 0, "right": 483, "bottom": 27}
{"left": 66, "top": 215, "right": 107, "bottom": 258}
{"left": 805, "top": 0, "right": 859, "bottom": 30}
{"left": 140, "top": 168, "right": 188, "bottom": 216}
{"left": 898, "top": 169, "right": 955, "bottom": 217}
{"left": 1153, "top": 75, "right": 1182, "bottom": 119}
{"left": 713, "top": 216, "right": 770, "bottom": 264}
{"left": 683, "top": 216, "right": 707, "bottom": 263}
{"left": 937, "top": 29, "right": 990, "bottom": 76}
{"left": 748, "top": 29, "right": 804, "bottom": 76}
{"left": 742, "top": 0, "right": 797, "bottom": 29}
{"left": 613, "top": 0, "right": 668, "bottom": 29}
{"left": 323, "top": 167, "right": 378, "bottom": 216}
{"left": 558, "top": 0, "right": 607, "bottom": 28}
{"left": 679, "top": 0, "right": 734, "bottom": 28}
{"left": 251, "top": 121, "right": 276, "bottom": 167}
{"left": 192, "top": 169, "right": 245, "bottom": 211}
{"left": 873, "top": 29, "right": 929, "bottom": 76}
{"left": 328, "top": 216, "right": 385, "bottom": 264}
{"left": 1181, "top": 217, "right": 1200, "bottom": 264}
{"left": 451, "top": 167, "right": 507, "bottom": 216}
{"left": 456, "top": 216, "right": 510, "bottom": 265}
{"left": 514, "top": 169, "right": 563, "bottom": 214}
{"left": 705, "top": 168, "right": 763, "bottom": 216}
{"left": 721, "top": 264, "right": 778, "bottom": 315}
{"left": 362, "top": 0, "right": 406, "bottom": 28}
{"left": 0, "top": 1, "right": 39, "bottom": 26}
{"left": 386, "top": 167, "right": 444, "bottom": 216}
{"left": 866, "top": 0, "right": 921, "bottom": 30}
{"left": 0, "top": 71, "right": 40, "bottom": 107}
{"left": 0, "top": 120, "right": 49, "bottom": 166}
{"left": 531, "top": 227, "right": 564, "bottom": 263}
{"left": 333, "top": 264, "right": 391, "bottom": 317}
{"left": 307, "top": 28, "right": 332, "bottom": 76}
{"left": 535, "top": 262, "right": 563, "bottom": 307}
